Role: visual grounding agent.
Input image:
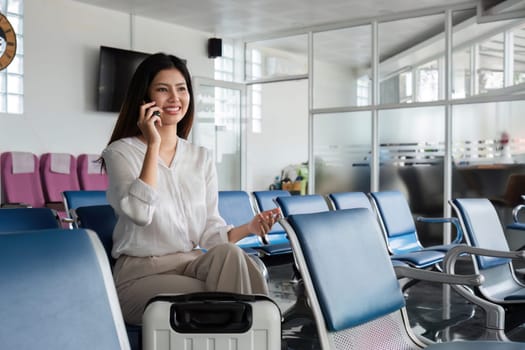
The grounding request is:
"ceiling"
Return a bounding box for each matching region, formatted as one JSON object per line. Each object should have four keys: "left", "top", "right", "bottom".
{"left": 72, "top": 0, "right": 480, "bottom": 39}
{"left": 72, "top": 0, "right": 525, "bottom": 78}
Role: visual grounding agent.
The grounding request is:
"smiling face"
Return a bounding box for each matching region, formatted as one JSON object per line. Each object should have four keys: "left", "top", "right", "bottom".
{"left": 147, "top": 68, "right": 190, "bottom": 126}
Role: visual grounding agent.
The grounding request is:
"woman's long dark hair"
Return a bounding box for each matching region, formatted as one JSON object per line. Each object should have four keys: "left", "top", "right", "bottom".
{"left": 101, "top": 53, "right": 195, "bottom": 169}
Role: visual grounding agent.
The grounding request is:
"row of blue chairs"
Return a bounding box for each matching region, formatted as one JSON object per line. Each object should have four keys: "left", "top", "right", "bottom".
{"left": 0, "top": 189, "right": 296, "bottom": 350}
{"left": 274, "top": 190, "right": 525, "bottom": 339}
{"left": 270, "top": 190, "right": 461, "bottom": 269}
{"left": 3, "top": 203, "right": 525, "bottom": 349}
{"left": 4, "top": 189, "right": 525, "bottom": 346}
{"left": 281, "top": 206, "right": 525, "bottom": 349}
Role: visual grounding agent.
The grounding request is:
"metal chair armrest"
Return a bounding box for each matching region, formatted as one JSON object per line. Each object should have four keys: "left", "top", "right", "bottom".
{"left": 512, "top": 204, "right": 525, "bottom": 223}
{"left": 443, "top": 244, "right": 525, "bottom": 331}
{"left": 46, "top": 201, "right": 65, "bottom": 212}
{"left": 444, "top": 245, "right": 525, "bottom": 271}
{"left": 394, "top": 265, "right": 482, "bottom": 286}
{"left": 416, "top": 216, "right": 463, "bottom": 243}
{"left": 1, "top": 202, "right": 31, "bottom": 208}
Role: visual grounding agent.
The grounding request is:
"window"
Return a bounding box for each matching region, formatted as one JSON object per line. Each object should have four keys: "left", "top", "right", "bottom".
{"left": 246, "top": 48, "right": 262, "bottom": 80}
{"left": 250, "top": 85, "right": 262, "bottom": 133}
{"left": 416, "top": 60, "right": 439, "bottom": 102}
{"left": 356, "top": 75, "right": 371, "bottom": 106}
{"left": 0, "top": 0, "right": 23, "bottom": 114}
{"left": 399, "top": 71, "right": 413, "bottom": 103}
{"left": 214, "top": 40, "right": 234, "bottom": 82}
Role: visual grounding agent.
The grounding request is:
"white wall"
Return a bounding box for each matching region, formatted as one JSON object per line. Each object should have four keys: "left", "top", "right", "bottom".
{"left": 1, "top": 0, "right": 214, "bottom": 157}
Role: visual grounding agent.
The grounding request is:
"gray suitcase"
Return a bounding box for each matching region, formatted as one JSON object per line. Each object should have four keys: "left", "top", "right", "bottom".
{"left": 142, "top": 292, "right": 282, "bottom": 350}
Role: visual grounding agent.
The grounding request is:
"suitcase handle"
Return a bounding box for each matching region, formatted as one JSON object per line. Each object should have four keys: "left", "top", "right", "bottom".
{"left": 170, "top": 302, "right": 252, "bottom": 333}
{"left": 147, "top": 291, "right": 275, "bottom": 307}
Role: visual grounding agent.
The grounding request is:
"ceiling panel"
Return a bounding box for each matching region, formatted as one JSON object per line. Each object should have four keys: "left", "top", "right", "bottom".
{"left": 71, "top": 0, "right": 479, "bottom": 38}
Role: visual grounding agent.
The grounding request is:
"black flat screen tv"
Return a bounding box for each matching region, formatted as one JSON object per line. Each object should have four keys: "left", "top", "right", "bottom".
{"left": 97, "top": 46, "right": 150, "bottom": 112}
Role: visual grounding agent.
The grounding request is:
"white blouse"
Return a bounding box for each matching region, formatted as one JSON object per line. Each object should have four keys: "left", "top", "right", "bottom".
{"left": 102, "top": 137, "right": 232, "bottom": 258}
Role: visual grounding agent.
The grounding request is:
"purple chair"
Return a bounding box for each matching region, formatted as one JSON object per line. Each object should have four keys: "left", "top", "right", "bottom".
{"left": 77, "top": 154, "right": 108, "bottom": 190}
{"left": 0, "top": 151, "right": 46, "bottom": 208}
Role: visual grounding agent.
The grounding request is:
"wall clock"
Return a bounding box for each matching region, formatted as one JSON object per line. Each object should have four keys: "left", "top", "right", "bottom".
{"left": 0, "top": 12, "right": 16, "bottom": 71}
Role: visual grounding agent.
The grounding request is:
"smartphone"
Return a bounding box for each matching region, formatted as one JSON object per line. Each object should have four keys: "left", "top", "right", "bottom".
{"left": 261, "top": 234, "right": 269, "bottom": 245}
{"left": 144, "top": 97, "right": 161, "bottom": 118}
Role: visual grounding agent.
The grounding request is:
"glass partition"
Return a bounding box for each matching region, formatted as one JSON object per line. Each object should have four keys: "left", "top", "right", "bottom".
{"left": 452, "top": 100, "right": 525, "bottom": 248}
{"left": 245, "top": 34, "right": 308, "bottom": 81}
{"left": 313, "top": 25, "right": 371, "bottom": 108}
{"left": 313, "top": 111, "right": 371, "bottom": 195}
{"left": 452, "top": 11, "right": 523, "bottom": 98}
{"left": 452, "top": 45, "right": 473, "bottom": 99}
{"left": 246, "top": 79, "right": 309, "bottom": 192}
{"left": 452, "top": 100, "right": 525, "bottom": 196}
{"left": 378, "top": 106, "right": 445, "bottom": 245}
{"left": 379, "top": 13, "right": 445, "bottom": 104}
{"left": 512, "top": 23, "right": 525, "bottom": 85}
{"left": 379, "top": 106, "right": 445, "bottom": 215}
{"left": 478, "top": 32, "right": 505, "bottom": 93}
{"left": 193, "top": 79, "right": 244, "bottom": 190}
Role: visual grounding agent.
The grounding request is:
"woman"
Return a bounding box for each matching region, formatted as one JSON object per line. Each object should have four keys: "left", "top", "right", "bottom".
{"left": 102, "top": 53, "right": 280, "bottom": 325}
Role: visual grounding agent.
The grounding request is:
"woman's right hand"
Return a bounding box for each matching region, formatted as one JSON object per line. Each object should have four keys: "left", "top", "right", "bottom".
{"left": 137, "top": 101, "right": 162, "bottom": 145}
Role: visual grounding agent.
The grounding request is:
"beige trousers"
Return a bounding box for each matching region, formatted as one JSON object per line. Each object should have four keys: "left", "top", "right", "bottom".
{"left": 113, "top": 243, "right": 269, "bottom": 325}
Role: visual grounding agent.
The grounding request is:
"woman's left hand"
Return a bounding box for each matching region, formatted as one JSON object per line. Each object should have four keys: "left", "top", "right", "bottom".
{"left": 227, "top": 208, "right": 282, "bottom": 244}
{"left": 248, "top": 208, "right": 282, "bottom": 240}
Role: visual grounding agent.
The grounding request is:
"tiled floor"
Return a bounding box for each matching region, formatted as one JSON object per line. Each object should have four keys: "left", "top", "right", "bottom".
{"left": 265, "top": 255, "right": 525, "bottom": 349}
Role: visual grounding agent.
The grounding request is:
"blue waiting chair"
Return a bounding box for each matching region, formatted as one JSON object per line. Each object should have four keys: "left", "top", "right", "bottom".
{"left": 73, "top": 204, "right": 117, "bottom": 267}
{"left": 62, "top": 190, "right": 108, "bottom": 227}
{"left": 282, "top": 208, "right": 524, "bottom": 349}
{"left": 273, "top": 193, "right": 330, "bottom": 324}
{"left": 217, "top": 190, "right": 270, "bottom": 279}
{"left": 328, "top": 191, "right": 374, "bottom": 212}
{"left": 71, "top": 204, "right": 141, "bottom": 350}
{"left": 275, "top": 194, "right": 330, "bottom": 218}
{"left": 328, "top": 192, "right": 416, "bottom": 268}
{"left": 448, "top": 198, "right": 525, "bottom": 335}
{"left": 0, "top": 228, "right": 130, "bottom": 349}
{"left": 218, "top": 190, "right": 264, "bottom": 254}
{"left": 252, "top": 190, "right": 293, "bottom": 255}
{"left": 0, "top": 207, "right": 61, "bottom": 233}
{"left": 63, "top": 190, "right": 108, "bottom": 213}
{"left": 370, "top": 191, "right": 463, "bottom": 269}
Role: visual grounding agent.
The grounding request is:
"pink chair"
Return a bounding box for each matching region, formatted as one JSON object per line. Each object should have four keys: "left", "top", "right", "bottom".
{"left": 77, "top": 154, "right": 108, "bottom": 190}
{"left": 40, "top": 153, "right": 80, "bottom": 227}
{"left": 40, "top": 153, "right": 80, "bottom": 204}
{"left": 0, "top": 151, "right": 46, "bottom": 208}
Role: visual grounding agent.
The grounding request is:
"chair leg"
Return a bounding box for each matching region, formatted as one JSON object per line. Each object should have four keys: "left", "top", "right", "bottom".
{"left": 282, "top": 279, "right": 313, "bottom": 323}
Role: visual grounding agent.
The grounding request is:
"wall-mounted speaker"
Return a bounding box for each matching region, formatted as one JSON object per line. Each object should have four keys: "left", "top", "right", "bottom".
{"left": 207, "top": 38, "right": 222, "bottom": 58}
